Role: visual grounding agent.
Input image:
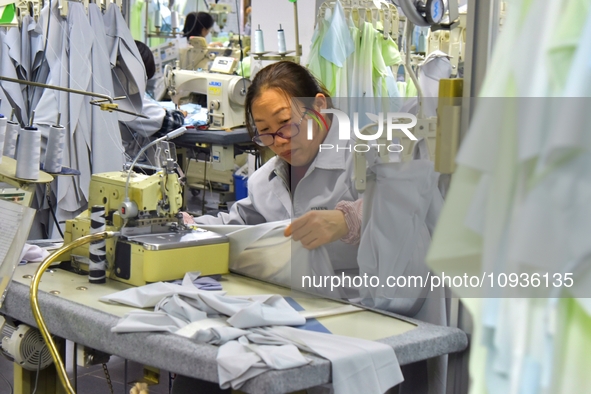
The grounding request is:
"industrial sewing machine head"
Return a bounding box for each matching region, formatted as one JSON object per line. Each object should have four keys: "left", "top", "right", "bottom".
{"left": 178, "top": 36, "right": 215, "bottom": 71}
{"left": 62, "top": 141, "right": 229, "bottom": 286}
{"left": 165, "top": 66, "right": 251, "bottom": 129}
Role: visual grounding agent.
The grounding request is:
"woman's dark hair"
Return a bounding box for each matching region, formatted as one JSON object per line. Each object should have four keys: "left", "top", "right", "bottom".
{"left": 183, "top": 12, "right": 215, "bottom": 38}
{"left": 134, "top": 40, "right": 156, "bottom": 80}
{"left": 245, "top": 61, "right": 332, "bottom": 138}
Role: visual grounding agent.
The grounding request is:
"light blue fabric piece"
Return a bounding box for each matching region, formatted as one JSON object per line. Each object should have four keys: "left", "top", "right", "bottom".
{"left": 319, "top": 0, "right": 355, "bottom": 68}
{"left": 519, "top": 356, "right": 541, "bottom": 394}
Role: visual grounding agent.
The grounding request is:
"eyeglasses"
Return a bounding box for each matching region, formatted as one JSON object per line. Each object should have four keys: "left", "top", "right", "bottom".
{"left": 252, "top": 111, "right": 308, "bottom": 147}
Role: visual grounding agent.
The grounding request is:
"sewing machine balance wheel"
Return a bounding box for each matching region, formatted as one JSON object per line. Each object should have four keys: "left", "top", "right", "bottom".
{"left": 228, "top": 77, "right": 252, "bottom": 106}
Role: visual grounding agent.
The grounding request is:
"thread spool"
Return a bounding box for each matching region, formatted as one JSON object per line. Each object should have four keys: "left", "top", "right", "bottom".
{"left": 44, "top": 114, "right": 65, "bottom": 173}
{"left": 277, "top": 24, "right": 286, "bottom": 54}
{"left": 254, "top": 24, "right": 265, "bottom": 54}
{"left": 89, "top": 206, "right": 107, "bottom": 284}
{"left": 171, "top": 11, "right": 179, "bottom": 30}
{"left": 15, "top": 126, "right": 41, "bottom": 180}
{"left": 0, "top": 115, "right": 6, "bottom": 164}
{"left": 153, "top": 8, "right": 161, "bottom": 29}
{"left": 3, "top": 111, "right": 18, "bottom": 159}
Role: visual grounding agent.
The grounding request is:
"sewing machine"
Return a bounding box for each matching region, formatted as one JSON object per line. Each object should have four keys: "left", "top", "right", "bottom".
{"left": 209, "top": 2, "right": 232, "bottom": 30}
{"left": 62, "top": 142, "right": 230, "bottom": 286}
{"left": 178, "top": 36, "right": 214, "bottom": 71}
{"left": 166, "top": 68, "right": 250, "bottom": 129}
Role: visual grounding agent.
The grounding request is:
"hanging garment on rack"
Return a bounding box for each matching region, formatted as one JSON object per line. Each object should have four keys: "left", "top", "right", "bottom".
{"left": 129, "top": 0, "right": 144, "bottom": 40}
{"left": 88, "top": 3, "right": 124, "bottom": 173}
{"left": 103, "top": 3, "right": 146, "bottom": 122}
{"left": 0, "top": 27, "right": 27, "bottom": 124}
{"left": 0, "top": 28, "right": 12, "bottom": 117}
{"left": 380, "top": 36, "right": 402, "bottom": 100}
{"left": 34, "top": 0, "right": 75, "bottom": 218}
{"left": 67, "top": 2, "right": 94, "bottom": 205}
{"left": 308, "top": 1, "right": 402, "bottom": 101}
{"left": 29, "top": 13, "right": 49, "bottom": 112}
{"left": 401, "top": 51, "right": 452, "bottom": 117}
{"left": 357, "top": 21, "right": 375, "bottom": 98}
{"left": 307, "top": 15, "right": 331, "bottom": 93}
{"left": 426, "top": 0, "right": 591, "bottom": 393}
{"left": 345, "top": 15, "right": 360, "bottom": 97}
{"left": 20, "top": 15, "right": 34, "bottom": 82}
{"left": 319, "top": 0, "right": 354, "bottom": 97}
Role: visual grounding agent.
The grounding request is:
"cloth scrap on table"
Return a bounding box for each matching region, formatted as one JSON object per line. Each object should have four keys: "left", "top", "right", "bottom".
{"left": 170, "top": 271, "right": 223, "bottom": 291}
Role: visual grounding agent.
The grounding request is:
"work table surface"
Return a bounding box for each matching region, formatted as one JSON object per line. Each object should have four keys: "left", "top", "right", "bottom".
{"left": 1, "top": 264, "right": 468, "bottom": 394}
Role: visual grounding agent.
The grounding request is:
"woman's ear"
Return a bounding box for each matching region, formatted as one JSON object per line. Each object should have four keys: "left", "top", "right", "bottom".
{"left": 314, "top": 93, "right": 328, "bottom": 110}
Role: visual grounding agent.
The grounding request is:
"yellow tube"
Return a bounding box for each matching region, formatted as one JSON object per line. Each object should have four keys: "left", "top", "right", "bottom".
{"left": 29, "top": 231, "right": 119, "bottom": 394}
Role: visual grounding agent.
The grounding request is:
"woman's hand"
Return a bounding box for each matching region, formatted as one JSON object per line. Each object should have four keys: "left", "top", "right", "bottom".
{"left": 284, "top": 210, "right": 349, "bottom": 250}
{"left": 181, "top": 211, "right": 196, "bottom": 224}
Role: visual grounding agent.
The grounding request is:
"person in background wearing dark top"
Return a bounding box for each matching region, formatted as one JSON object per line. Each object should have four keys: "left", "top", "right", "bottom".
{"left": 183, "top": 11, "right": 223, "bottom": 47}
{"left": 119, "top": 40, "right": 186, "bottom": 163}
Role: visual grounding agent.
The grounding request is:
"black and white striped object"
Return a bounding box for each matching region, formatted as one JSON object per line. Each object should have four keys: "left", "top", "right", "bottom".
{"left": 89, "top": 206, "right": 107, "bottom": 284}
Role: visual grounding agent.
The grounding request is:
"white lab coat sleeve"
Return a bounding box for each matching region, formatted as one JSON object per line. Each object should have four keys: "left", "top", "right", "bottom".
{"left": 195, "top": 162, "right": 278, "bottom": 225}
{"left": 194, "top": 194, "right": 265, "bottom": 225}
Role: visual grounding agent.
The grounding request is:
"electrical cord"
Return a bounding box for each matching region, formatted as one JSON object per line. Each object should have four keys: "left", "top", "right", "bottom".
{"left": 0, "top": 371, "right": 13, "bottom": 394}
{"left": 46, "top": 188, "right": 65, "bottom": 239}
{"left": 31, "top": 354, "right": 42, "bottom": 394}
{"left": 234, "top": 0, "right": 247, "bottom": 89}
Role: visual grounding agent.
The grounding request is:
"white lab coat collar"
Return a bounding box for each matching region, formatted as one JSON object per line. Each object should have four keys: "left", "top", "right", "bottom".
{"left": 268, "top": 119, "right": 347, "bottom": 183}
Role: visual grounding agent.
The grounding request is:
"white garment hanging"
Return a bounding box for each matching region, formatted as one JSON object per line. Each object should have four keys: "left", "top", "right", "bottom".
{"left": 0, "top": 27, "right": 27, "bottom": 124}
{"left": 88, "top": 3, "right": 125, "bottom": 173}
{"left": 68, "top": 2, "right": 94, "bottom": 205}
{"left": 29, "top": 13, "right": 49, "bottom": 112}
{"left": 103, "top": 3, "right": 146, "bottom": 122}
{"left": 0, "top": 29, "right": 12, "bottom": 117}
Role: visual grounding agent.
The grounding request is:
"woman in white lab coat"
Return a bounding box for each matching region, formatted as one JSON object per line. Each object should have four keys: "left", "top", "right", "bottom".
{"left": 188, "top": 61, "right": 362, "bottom": 270}
{"left": 177, "top": 60, "right": 363, "bottom": 394}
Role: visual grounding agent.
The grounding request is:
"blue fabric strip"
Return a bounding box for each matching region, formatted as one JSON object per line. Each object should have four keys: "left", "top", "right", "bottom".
{"left": 284, "top": 297, "right": 332, "bottom": 334}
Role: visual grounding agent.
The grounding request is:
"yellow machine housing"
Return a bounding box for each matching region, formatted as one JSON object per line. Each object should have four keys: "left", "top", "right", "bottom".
{"left": 63, "top": 171, "right": 229, "bottom": 286}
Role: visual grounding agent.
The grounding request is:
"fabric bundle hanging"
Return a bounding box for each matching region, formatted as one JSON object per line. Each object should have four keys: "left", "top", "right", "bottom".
{"left": 426, "top": 0, "right": 591, "bottom": 393}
